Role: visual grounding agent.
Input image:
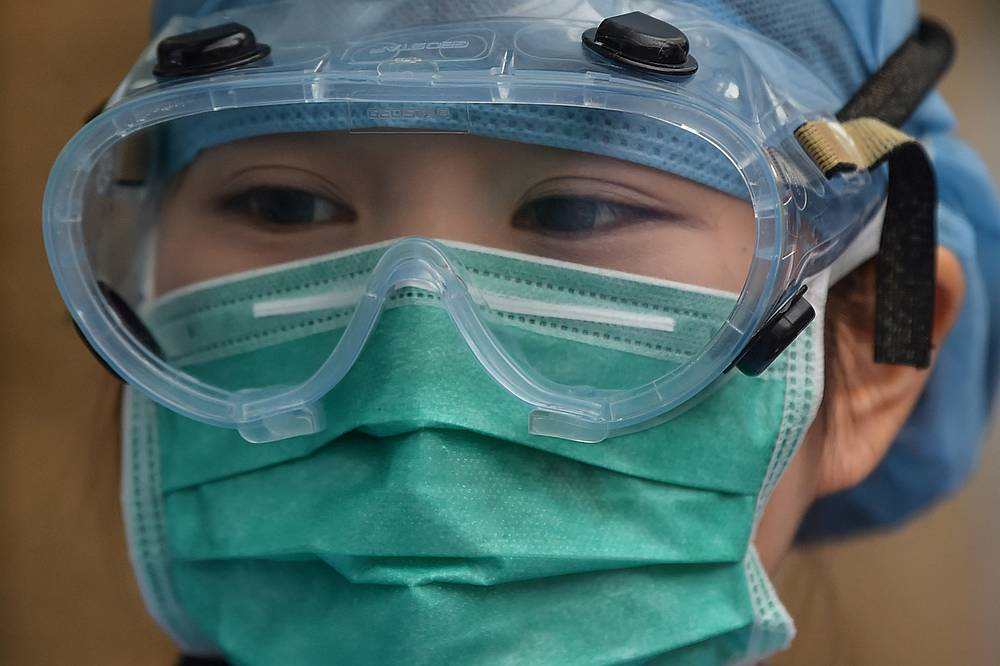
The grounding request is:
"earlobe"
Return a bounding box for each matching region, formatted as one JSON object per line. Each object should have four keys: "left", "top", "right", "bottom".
{"left": 813, "top": 246, "right": 965, "bottom": 498}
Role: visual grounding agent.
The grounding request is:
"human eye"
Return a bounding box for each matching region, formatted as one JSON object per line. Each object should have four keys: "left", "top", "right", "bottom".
{"left": 220, "top": 185, "right": 357, "bottom": 229}
{"left": 512, "top": 195, "right": 670, "bottom": 236}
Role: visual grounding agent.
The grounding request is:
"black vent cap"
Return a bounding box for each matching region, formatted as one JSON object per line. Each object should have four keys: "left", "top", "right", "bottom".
{"left": 155, "top": 22, "right": 270, "bottom": 78}
{"left": 582, "top": 11, "right": 698, "bottom": 75}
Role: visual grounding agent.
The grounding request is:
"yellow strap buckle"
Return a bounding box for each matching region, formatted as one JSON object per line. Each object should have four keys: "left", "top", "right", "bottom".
{"left": 795, "top": 117, "right": 915, "bottom": 177}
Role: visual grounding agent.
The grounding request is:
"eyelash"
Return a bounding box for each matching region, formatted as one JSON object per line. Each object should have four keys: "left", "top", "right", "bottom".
{"left": 512, "top": 195, "right": 669, "bottom": 236}
{"left": 220, "top": 186, "right": 356, "bottom": 228}
{"left": 218, "top": 186, "right": 668, "bottom": 236}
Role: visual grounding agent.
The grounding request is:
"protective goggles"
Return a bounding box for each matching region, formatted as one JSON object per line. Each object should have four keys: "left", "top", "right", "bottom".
{"left": 44, "top": 0, "right": 951, "bottom": 442}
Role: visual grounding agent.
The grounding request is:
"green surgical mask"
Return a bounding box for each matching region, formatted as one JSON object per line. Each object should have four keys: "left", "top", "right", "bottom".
{"left": 122, "top": 243, "right": 825, "bottom": 665}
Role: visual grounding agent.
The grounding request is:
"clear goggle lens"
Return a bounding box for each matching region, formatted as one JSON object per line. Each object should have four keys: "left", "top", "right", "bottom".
{"left": 80, "top": 107, "right": 754, "bottom": 416}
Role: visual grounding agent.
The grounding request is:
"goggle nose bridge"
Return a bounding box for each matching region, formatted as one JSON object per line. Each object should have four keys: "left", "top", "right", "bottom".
{"left": 367, "top": 237, "right": 473, "bottom": 300}
{"left": 234, "top": 237, "right": 613, "bottom": 444}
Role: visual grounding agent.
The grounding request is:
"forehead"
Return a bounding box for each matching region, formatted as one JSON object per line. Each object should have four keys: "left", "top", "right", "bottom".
{"left": 179, "top": 129, "right": 743, "bottom": 206}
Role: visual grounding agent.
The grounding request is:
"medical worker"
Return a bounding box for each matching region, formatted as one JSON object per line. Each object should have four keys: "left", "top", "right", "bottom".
{"left": 41, "top": 0, "right": 1000, "bottom": 663}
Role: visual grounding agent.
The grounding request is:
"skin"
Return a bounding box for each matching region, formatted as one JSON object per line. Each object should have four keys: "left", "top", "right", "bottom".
{"left": 755, "top": 247, "right": 965, "bottom": 570}
{"left": 37, "top": 131, "right": 960, "bottom": 664}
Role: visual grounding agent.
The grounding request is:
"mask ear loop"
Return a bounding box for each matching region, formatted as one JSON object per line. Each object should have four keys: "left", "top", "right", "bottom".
{"left": 794, "top": 18, "right": 955, "bottom": 369}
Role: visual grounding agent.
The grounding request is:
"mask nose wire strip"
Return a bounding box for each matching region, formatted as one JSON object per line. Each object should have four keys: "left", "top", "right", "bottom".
{"left": 253, "top": 287, "right": 677, "bottom": 333}
{"left": 792, "top": 17, "right": 954, "bottom": 368}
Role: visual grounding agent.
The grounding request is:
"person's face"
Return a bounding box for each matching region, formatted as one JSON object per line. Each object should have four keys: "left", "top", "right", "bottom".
{"left": 155, "top": 131, "right": 756, "bottom": 295}
{"left": 155, "top": 130, "right": 816, "bottom": 573}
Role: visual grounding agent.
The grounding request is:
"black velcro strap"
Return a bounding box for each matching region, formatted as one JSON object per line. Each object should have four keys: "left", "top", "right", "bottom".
{"left": 874, "top": 141, "right": 937, "bottom": 367}
{"left": 795, "top": 117, "right": 938, "bottom": 367}
{"left": 828, "top": 17, "right": 953, "bottom": 367}
{"left": 837, "top": 18, "right": 954, "bottom": 126}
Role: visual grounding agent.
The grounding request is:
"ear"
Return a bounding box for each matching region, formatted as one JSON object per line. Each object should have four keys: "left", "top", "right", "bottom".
{"left": 814, "top": 246, "right": 966, "bottom": 497}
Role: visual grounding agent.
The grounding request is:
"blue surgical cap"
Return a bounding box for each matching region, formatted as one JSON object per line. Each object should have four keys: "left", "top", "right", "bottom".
{"left": 160, "top": 103, "right": 749, "bottom": 199}
{"left": 151, "top": 0, "right": 1000, "bottom": 539}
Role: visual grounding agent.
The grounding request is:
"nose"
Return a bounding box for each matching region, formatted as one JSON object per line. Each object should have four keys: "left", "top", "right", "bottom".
{"left": 362, "top": 135, "right": 514, "bottom": 245}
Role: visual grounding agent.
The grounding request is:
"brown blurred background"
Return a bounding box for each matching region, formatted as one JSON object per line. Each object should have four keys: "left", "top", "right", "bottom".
{"left": 1, "top": 1, "right": 998, "bottom": 664}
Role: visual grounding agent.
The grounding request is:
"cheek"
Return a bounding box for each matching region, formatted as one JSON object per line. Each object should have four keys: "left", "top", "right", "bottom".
{"left": 153, "top": 196, "right": 345, "bottom": 296}
{"left": 153, "top": 202, "right": 190, "bottom": 296}
{"left": 154, "top": 199, "right": 227, "bottom": 296}
{"left": 754, "top": 421, "right": 825, "bottom": 574}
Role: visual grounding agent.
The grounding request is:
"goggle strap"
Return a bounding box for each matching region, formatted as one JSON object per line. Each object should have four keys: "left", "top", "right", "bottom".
{"left": 874, "top": 138, "right": 936, "bottom": 368}
{"left": 836, "top": 18, "right": 955, "bottom": 127}
{"left": 795, "top": 117, "right": 936, "bottom": 368}
{"left": 793, "top": 17, "right": 954, "bottom": 368}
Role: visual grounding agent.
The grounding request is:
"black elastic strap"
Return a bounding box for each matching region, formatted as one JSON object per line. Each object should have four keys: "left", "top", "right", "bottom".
{"left": 832, "top": 18, "right": 952, "bottom": 366}
{"left": 837, "top": 18, "right": 955, "bottom": 125}
{"left": 873, "top": 141, "right": 938, "bottom": 367}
